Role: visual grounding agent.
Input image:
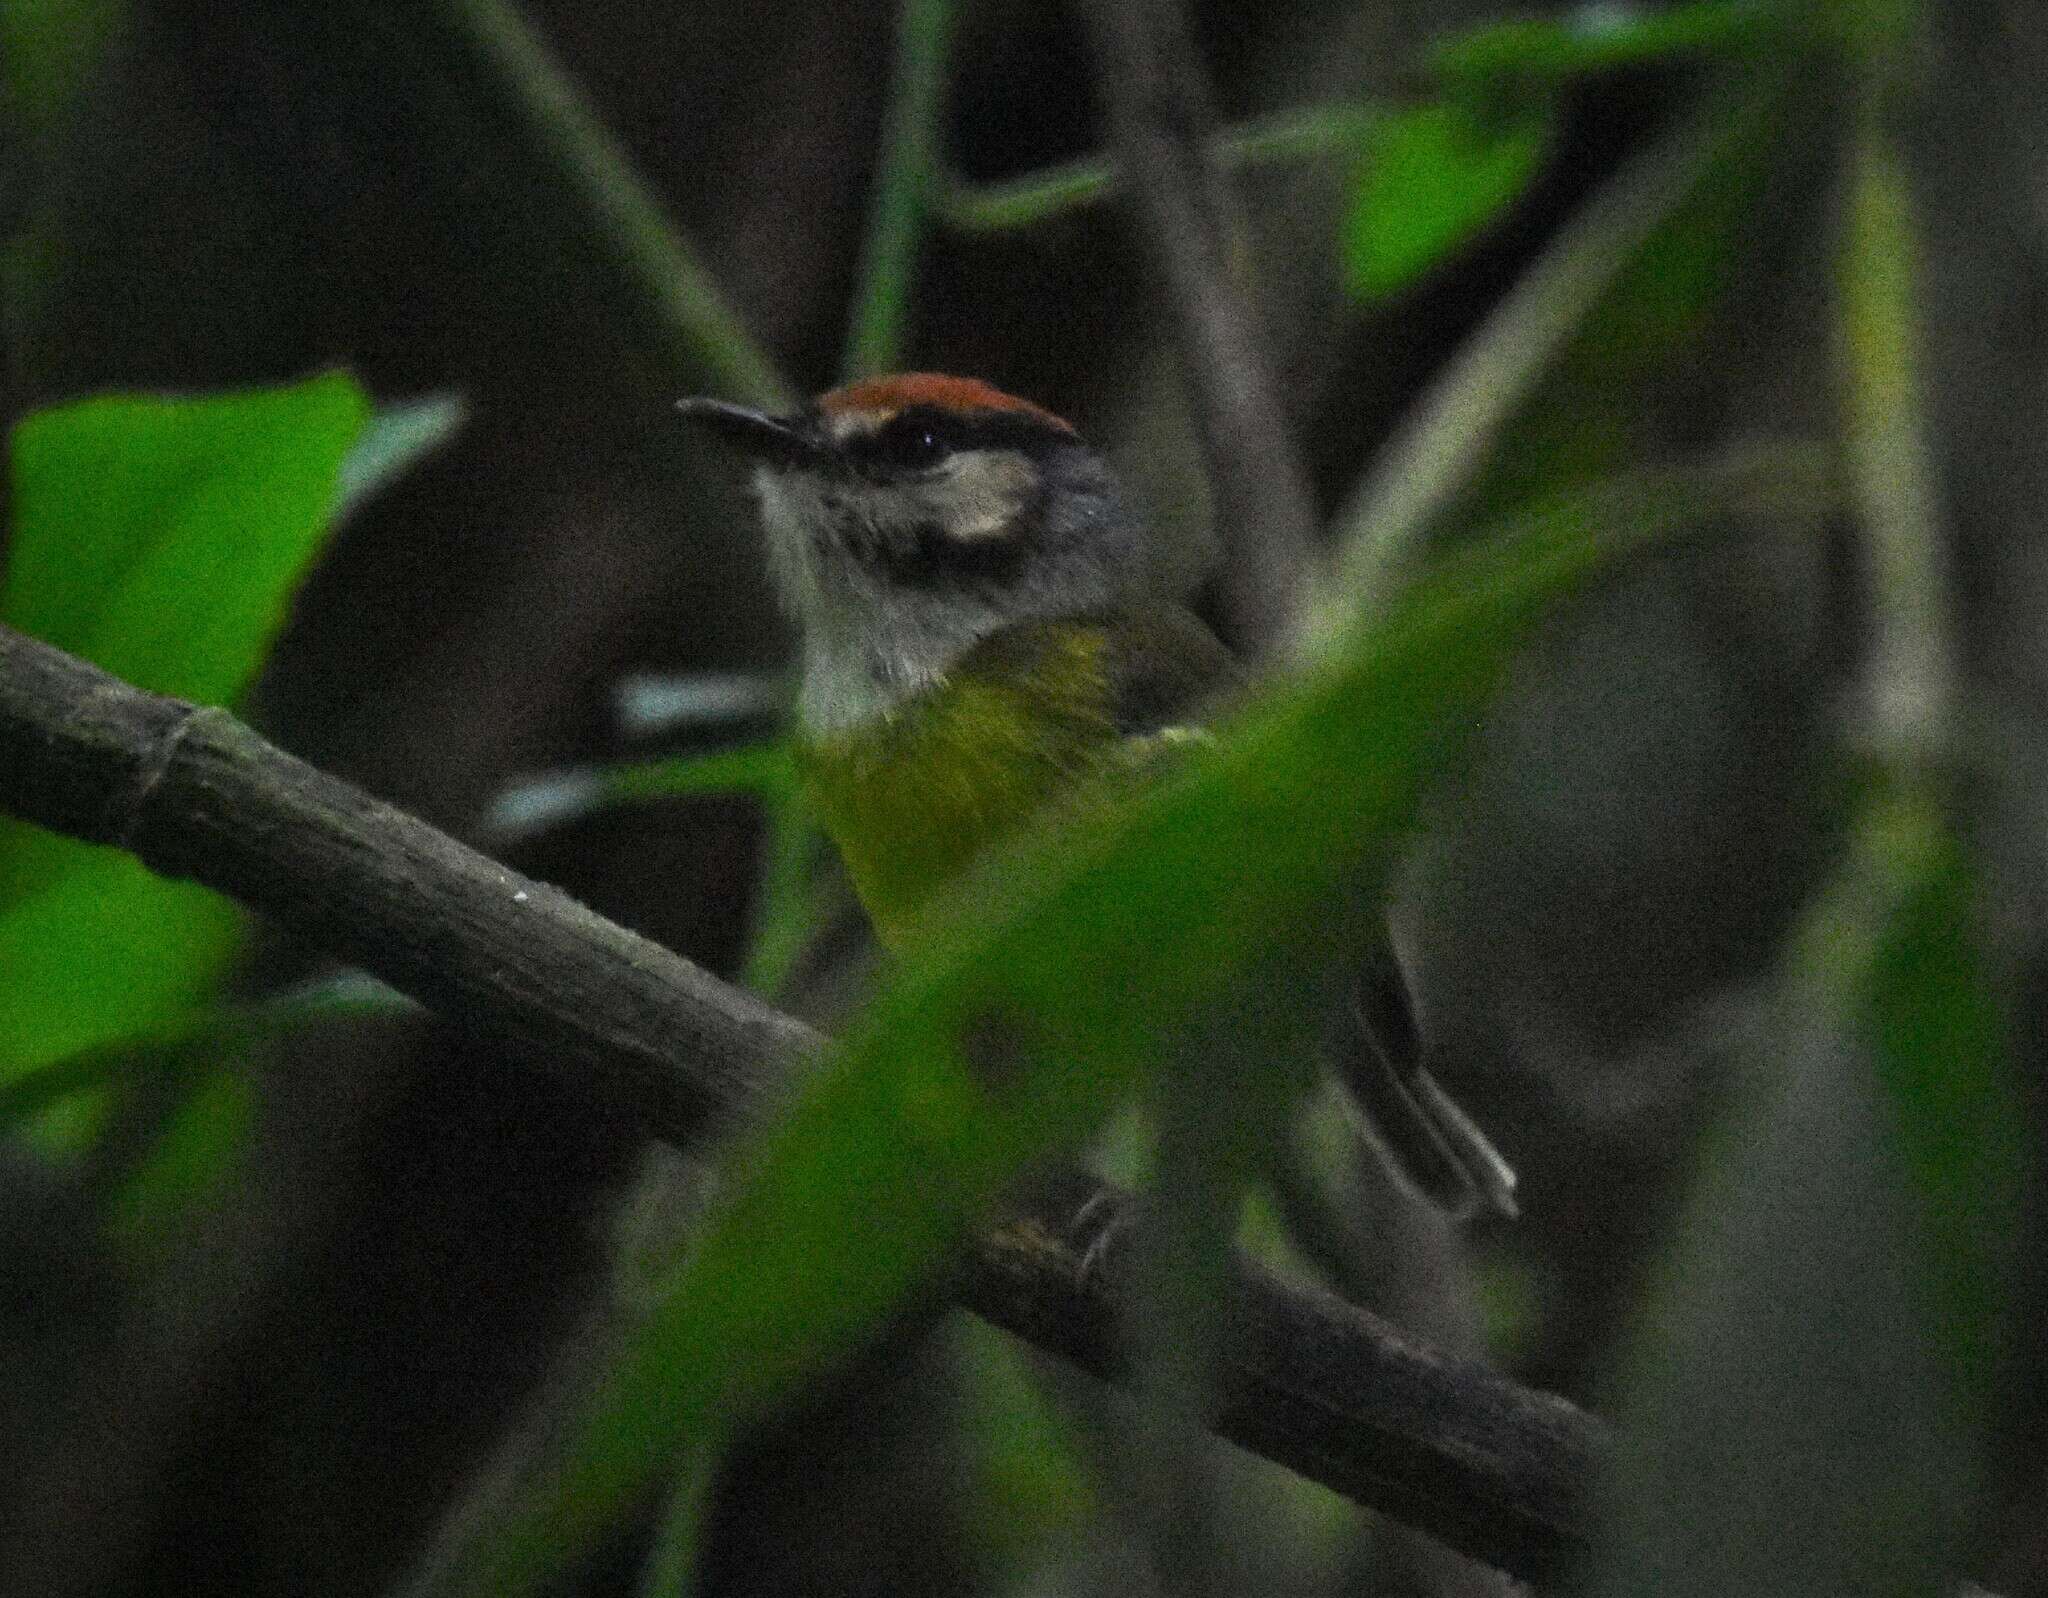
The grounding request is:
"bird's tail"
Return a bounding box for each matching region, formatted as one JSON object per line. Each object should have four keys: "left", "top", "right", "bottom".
{"left": 1340, "top": 942, "right": 1519, "bottom": 1221}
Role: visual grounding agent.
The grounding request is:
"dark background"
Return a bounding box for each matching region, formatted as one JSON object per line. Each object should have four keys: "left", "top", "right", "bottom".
{"left": 3, "top": 2, "right": 2041, "bottom": 1596}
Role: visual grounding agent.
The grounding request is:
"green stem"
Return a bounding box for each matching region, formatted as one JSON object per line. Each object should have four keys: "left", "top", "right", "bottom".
{"left": 1837, "top": 107, "right": 1951, "bottom": 770}
{"left": 439, "top": 0, "right": 791, "bottom": 407}
{"left": 1309, "top": 77, "right": 1763, "bottom": 645}
{"left": 937, "top": 99, "right": 1377, "bottom": 233}
{"left": 635, "top": 1445, "right": 719, "bottom": 1598}
{"left": 842, "top": 0, "right": 955, "bottom": 378}
{"left": 738, "top": 780, "right": 825, "bottom": 997}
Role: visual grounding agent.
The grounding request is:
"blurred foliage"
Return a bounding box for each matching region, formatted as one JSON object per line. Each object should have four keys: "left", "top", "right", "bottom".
{"left": 1343, "top": 96, "right": 1553, "bottom": 303}
{"left": 450, "top": 474, "right": 1696, "bottom": 1596}
{"left": 0, "top": 375, "right": 451, "bottom": 1114}
{"left": 0, "top": 0, "right": 2034, "bottom": 1597}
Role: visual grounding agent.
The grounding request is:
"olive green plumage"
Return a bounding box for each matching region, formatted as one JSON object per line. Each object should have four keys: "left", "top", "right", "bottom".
{"left": 794, "top": 608, "right": 1238, "bottom": 949}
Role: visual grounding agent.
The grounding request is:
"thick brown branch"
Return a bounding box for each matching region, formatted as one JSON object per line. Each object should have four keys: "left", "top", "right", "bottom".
{"left": 1076, "top": 0, "right": 1318, "bottom": 659}
{"left": 0, "top": 621, "right": 808, "bottom": 1145}
{"left": 0, "top": 622, "right": 1600, "bottom": 1582}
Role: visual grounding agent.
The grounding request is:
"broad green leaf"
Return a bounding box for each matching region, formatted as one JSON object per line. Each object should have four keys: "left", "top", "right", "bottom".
{"left": 1344, "top": 1, "right": 1788, "bottom": 304}
{"left": 0, "top": 978, "right": 415, "bottom": 1134}
{"left": 1344, "top": 98, "right": 1552, "bottom": 303}
{"left": 0, "top": 852, "right": 240, "bottom": 1086}
{"left": 438, "top": 476, "right": 1693, "bottom": 1597}
{"left": 2, "top": 370, "right": 369, "bottom": 702}
{"left": 0, "top": 374, "right": 446, "bottom": 1095}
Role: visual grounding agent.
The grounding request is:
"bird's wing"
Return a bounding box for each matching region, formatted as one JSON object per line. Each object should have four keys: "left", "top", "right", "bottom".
{"left": 1096, "top": 606, "right": 1246, "bottom": 737}
{"left": 1099, "top": 607, "right": 1516, "bottom": 1219}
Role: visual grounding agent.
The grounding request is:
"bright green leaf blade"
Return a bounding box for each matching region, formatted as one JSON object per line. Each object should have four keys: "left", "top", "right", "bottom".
{"left": 605, "top": 745, "right": 795, "bottom": 802}
{"left": 0, "top": 852, "right": 241, "bottom": 1092}
{"left": 1, "top": 369, "right": 369, "bottom": 704}
{"left": 0, "top": 373, "right": 399, "bottom": 1100}
{"left": 0, "top": 977, "right": 415, "bottom": 1133}
{"left": 1344, "top": 99, "right": 1553, "bottom": 303}
{"left": 441, "top": 477, "right": 1691, "bottom": 1598}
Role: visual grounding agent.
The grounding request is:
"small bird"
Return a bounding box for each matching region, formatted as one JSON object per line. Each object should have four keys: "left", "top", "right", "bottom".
{"left": 679, "top": 373, "right": 1515, "bottom": 1218}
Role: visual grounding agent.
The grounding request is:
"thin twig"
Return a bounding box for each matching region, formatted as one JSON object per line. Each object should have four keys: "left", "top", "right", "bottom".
{"left": 1310, "top": 79, "right": 1761, "bottom": 648}
{"left": 1899, "top": 19, "right": 2048, "bottom": 1579}
{"left": 842, "top": 0, "right": 956, "bottom": 377}
{"left": 1836, "top": 110, "right": 1953, "bottom": 771}
{"left": 1075, "top": 0, "right": 1318, "bottom": 660}
{"left": 937, "top": 99, "right": 1378, "bottom": 233}
{"left": 438, "top": 0, "right": 792, "bottom": 408}
{"left": 0, "top": 622, "right": 1601, "bottom": 1582}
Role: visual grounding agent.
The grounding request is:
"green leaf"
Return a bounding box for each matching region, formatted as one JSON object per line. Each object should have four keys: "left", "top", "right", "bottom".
{"left": 0, "top": 852, "right": 241, "bottom": 1088}
{"left": 436, "top": 476, "right": 1692, "bottom": 1597}
{"left": 2, "top": 369, "right": 369, "bottom": 703}
{"left": 1858, "top": 801, "right": 2020, "bottom": 1431}
{"left": 1321, "top": 75, "right": 1785, "bottom": 636}
{"left": 1445, "top": 64, "right": 1801, "bottom": 534}
{"left": 1344, "top": 97, "right": 1553, "bottom": 302}
{"left": 106, "top": 1063, "right": 256, "bottom": 1258}
{"left": 0, "top": 979, "right": 414, "bottom": 1134}
{"left": 0, "top": 373, "right": 433, "bottom": 1099}
{"left": 1430, "top": 0, "right": 1780, "bottom": 86}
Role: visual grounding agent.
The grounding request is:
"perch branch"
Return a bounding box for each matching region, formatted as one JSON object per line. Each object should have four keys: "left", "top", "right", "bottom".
{"left": 0, "top": 623, "right": 1600, "bottom": 1583}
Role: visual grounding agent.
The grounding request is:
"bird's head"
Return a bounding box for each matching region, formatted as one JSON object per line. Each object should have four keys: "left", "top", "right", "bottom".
{"left": 680, "top": 374, "right": 1143, "bottom": 734}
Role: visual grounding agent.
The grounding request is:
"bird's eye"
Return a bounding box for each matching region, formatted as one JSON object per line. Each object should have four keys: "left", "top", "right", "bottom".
{"left": 874, "top": 411, "right": 948, "bottom": 470}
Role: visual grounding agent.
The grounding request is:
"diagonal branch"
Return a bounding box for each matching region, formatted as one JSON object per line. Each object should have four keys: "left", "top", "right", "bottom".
{"left": 0, "top": 622, "right": 1601, "bottom": 1583}
{"left": 1075, "top": 0, "right": 1319, "bottom": 660}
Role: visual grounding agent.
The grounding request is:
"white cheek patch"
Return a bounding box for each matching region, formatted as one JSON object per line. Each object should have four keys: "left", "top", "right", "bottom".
{"left": 924, "top": 449, "right": 1035, "bottom": 541}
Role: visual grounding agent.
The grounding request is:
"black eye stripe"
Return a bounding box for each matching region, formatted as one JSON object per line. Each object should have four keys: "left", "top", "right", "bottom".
{"left": 841, "top": 405, "right": 1074, "bottom": 473}
{"left": 872, "top": 410, "right": 945, "bottom": 469}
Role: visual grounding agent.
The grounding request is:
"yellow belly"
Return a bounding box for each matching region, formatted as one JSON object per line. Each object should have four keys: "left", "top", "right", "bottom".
{"left": 794, "top": 624, "right": 1122, "bottom": 950}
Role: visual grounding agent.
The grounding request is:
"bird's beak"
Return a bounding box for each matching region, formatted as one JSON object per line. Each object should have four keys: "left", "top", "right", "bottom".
{"left": 676, "top": 397, "right": 828, "bottom": 471}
